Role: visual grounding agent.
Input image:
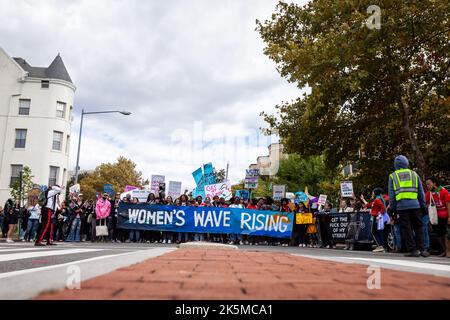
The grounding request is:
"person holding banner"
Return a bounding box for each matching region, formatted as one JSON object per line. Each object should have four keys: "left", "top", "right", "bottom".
{"left": 161, "top": 196, "right": 174, "bottom": 244}
{"left": 176, "top": 195, "right": 189, "bottom": 243}
{"left": 228, "top": 197, "right": 244, "bottom": 245}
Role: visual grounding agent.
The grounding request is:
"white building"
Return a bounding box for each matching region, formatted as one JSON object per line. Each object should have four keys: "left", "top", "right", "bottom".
{"left": 249, "top": 143, "right": 287, "bottom": 177}
{"left": 0, "top": 47, "right": 76, "bottom": 205}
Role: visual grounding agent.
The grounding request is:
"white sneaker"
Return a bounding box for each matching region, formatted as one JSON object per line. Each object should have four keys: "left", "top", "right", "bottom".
{"left": 372, "top": 246, "right": 384, "bottom": 253}
{"left": 229, "top": 241, "right": 234, "bottom": 245}
{"left": 162, "top": 240, "right": 166, "bottom": 244}
{"left": 6, "top": 239, "right": 14, "bottom": 243}
{"left": 168, "top": 240, "right": 171, "bottom": 244}
{"left": 239, "top": 241, "right": 243, "bottom": 245}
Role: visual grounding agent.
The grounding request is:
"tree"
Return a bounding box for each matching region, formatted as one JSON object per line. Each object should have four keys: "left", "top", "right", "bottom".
{"left": 10, "top": 166, "right": 35, "bottom": 204}
{"left": 257, "top": 0, "right": 450, "bottom": 187}
{"left": 275, "top": 154, "right": 337, "bottom": 195}
{"left": 76, "top": 157, "right": 145, "bottom": 200}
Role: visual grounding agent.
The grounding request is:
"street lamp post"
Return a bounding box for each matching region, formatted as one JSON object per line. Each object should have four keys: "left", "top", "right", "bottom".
{"left": 74, "top": 109, "right": 131, "bottom": 184}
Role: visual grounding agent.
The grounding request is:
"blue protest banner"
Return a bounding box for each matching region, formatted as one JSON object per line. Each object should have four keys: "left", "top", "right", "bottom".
{"left": 117, "top": 203, "right": 294, "bottom": 238}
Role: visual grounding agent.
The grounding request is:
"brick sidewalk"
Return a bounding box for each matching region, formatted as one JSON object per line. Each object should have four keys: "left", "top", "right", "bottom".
{"left": 37, "top": 249, "right": 450, "bottom": 300}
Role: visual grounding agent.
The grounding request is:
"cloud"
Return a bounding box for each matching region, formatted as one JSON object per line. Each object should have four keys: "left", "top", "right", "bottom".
{"left": 0, "top": 0, "right": 306, "bottom": 191}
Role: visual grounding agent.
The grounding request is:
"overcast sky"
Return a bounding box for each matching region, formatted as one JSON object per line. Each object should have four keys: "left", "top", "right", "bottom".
{"left": 0, "top": 0, "right": 306, "bottom": 191}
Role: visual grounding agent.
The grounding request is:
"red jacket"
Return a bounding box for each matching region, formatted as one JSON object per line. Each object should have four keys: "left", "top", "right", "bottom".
{"left": 370, "top": 198, "right": 386, "bottom": 217}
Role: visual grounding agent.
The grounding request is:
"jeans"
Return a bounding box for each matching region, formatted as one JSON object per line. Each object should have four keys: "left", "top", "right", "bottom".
{"left": 228, "top": 234, "right": 242, "bottom": 242}
{"left": 393, "top": 224, "right": 402, "bottom": 248}
{"left": 25, "top": 219, "right": 39, "bottom": 241}
{"left": 422, "top": 214, "right": 430, "bottom": 250}
{"left": 194, "top": 233, "right": 205, "bottom": 241}
{"left": 67, "top": 218, "right": 81, "bottom": 242}
{"left": 177, "top": 232, "right": 188, "bottom": 242}
{"left": 129, "top": 229, "right": 140, "bottom": 242}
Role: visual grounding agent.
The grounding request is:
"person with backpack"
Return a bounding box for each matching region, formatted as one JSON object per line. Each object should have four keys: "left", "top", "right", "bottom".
{"left": 35, "top": 185, "right": 62, "bottom": 246}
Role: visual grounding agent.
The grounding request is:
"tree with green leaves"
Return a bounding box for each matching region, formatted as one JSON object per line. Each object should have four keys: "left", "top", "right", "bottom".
{"left": 257, "top": 0, "right": 450, "bottom": 188}
{"left": 75, "top": 157, "right": 146, "bottom": 200}
{"left": 10, "top": 166, "right": 35, "bottom": 204}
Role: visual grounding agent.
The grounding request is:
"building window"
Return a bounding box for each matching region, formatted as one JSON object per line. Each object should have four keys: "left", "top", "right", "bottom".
{"left": 10, "top": 165, "right": 23, "bottom": 187}
{"left": 63, "top": 168, "right": 67, "bottom": 187}
{"left": 49, "top": 166, "right": 59, "bottom": 186}
{"left": 41, "top": 80, "right": 49, "bottom": 89}
{"left": 66, "top": 135, "right": 70, "bottom": 154}
{"left": 19, "top": 99, "right": 30, "bottom": 115}
{"left": 52, "top": 131, "right": 63, "bottom": 151}
{"left": 15, "top": 129, "right": 27, "bottom": 148}
{"left": 56, "top": 102, "right": 66, "bottom": 118}
{"left": 69, "top": 105, "right": 73, "bottom": 121}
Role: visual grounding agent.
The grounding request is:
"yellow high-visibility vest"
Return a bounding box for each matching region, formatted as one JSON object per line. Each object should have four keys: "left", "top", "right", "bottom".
{"left": 390, "top": 169, "right": 419, "bottom": 201}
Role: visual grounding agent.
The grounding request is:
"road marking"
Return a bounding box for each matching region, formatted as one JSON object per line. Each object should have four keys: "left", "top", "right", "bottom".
{"left": 347, "top": 257, "right": 450, "bottom": 272}
{"left": 294, "top": 254, "right": 450, "bottom": 277}
{"left": 0, "top": 248, "right": 176, "bottom": 280}
{"left": 0, "top": 248, "right": 103, "bottom": 262}
{"left": 0, "top": 247, "right": 50, "bottom": 253}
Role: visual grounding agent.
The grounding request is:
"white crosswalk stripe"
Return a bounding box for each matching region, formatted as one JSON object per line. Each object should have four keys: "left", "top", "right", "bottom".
{"left": 0, "top": 248, "right": 103, "bottom": 262}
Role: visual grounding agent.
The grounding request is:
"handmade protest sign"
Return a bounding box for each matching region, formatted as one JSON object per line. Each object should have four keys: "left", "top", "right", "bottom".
{"left": 125, "top": 185, "right": 139, "bottom": 192}
{"left": 273, "top": 185, "right": 286, "bottom": 201}
{"left": 318, "top": 194, "right": 328, "bottom": 206}
{"left": 117, "top": 203, "right": 294, "bottom": 238}
{"left": 151, "top": 175, "right": 165, "bottom": 195}
{"left": 295, "top": 213, "right": 313, "bottom": 224}
{"left": 204, "top": 182, "right": 232, "bottom": 200}
{"left": 340, "top": 181, "right": 354, "bottom": 197}
{"left": 69, "top": 184, "right": 80, "bottom": 194}
{"left": 168, "top": 181, "right": 182, "bottom": 199}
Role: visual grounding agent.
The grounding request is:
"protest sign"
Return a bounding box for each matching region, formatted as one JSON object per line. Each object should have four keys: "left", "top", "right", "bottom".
{"left": 69, "top": 184, "right": 80, "bottom": 194}
{"left": 340, "top": 181, "right": 354, "bottom": 197}
{"left": 245, "top": 169, "right": 259, "bottom": 189}
{"left": 204, "top": 182, "right": 232, "bottom": 200}
{"left": 168, "top": 181, "right": 182, "bottom": 199}
{"left": 295, "top": 213, "right": 313, "bottom": 224}
{"left": 203, "top": 163, "right": 216, "bottom": 186}
{"left": 273, "top": 185, "right": 286, "bottom": 201}
{"left": 125, "top": 185, "right": 139, "bottom": 192}
{"left": 117, "top": 203, "right": 294, "bottom": 238}
{"left": 318, "top": 194, "right": 328, "bottom": 206}
{"left": 121, "top": 189, "right": 152, "bottom": 203}
{"left": 317, "top": 212, "right": 373, "bottom": 243}
{"left": 151, "top": 175, "right": 165, "bottom": 194}
{"left": 235, "top": 190, "right": 250, "bottom": 201}
{"left": 192, "top": 167, "right": 205, "bottom": 198}
{"left": 103, "top": 184, "right": 115, "bottom": 196}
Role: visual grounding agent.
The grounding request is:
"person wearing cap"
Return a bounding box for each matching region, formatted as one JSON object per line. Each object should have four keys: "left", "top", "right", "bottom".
{"left": 388, "top": 155, "right": 428, "bottom": 257}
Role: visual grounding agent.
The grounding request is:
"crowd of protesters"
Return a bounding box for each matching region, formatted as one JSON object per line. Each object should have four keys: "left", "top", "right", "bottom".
{"left": 1, "top": 157, "right": 449, "bottom": 258}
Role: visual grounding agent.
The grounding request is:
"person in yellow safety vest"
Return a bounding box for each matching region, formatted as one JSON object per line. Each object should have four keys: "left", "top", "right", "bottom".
{"left": 388, "top": 155, "right": 429, "bottom": 257}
